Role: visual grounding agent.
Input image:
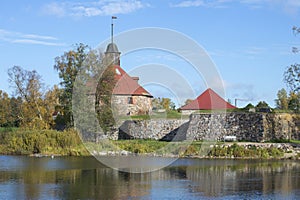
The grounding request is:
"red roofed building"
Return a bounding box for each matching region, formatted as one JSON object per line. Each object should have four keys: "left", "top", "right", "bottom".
{"left": 180, "top": 88, "right": 236, "bottom": 115}
{"left": 103, "top": 42, "right": 153, "bottom": 115}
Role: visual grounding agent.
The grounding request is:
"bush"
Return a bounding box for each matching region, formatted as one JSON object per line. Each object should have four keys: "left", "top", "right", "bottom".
{"left": 268, "top": 147, "right": 284, "bottom": 158}
{"left": 258, "top": 148, "right": 269, "bottom": 158}
{"left": 208, "top": 143, "right": 285, "bottom": 159}
{"left": 230, "top": 143, "right": 245, "bottom": 157}
{"left": 0, "top": 129, "right": 85, "bottom": 155}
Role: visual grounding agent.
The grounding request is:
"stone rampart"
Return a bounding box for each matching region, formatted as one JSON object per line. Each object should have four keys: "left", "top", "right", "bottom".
{"left": 117, "top": 113, "right": 300, "bottom": 142}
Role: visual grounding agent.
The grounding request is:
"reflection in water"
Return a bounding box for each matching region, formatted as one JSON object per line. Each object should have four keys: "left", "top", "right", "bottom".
{"left": 183, "top": 160, "right": 300, "bottom": 198}
{"left": 0, "top": 156, "right": 300, "bottom": 199}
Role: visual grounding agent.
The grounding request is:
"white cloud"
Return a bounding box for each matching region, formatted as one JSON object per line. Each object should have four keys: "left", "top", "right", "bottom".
{"left": 100, "top": 1, "right": 145, "bottom": 15}
{"left": 253, "top": 1, "right": 300, "bottom": 14}
{"left": 243, "top": 46, "right": 266, "bottom": 55}
{"left": 42, "top": 0, "right": 149, "bottom": 17}
{"left": 42, "top": 2, "right": 66, "bottom": 17}
{"left": 22, "top": 34, "right": 58, "bottom": 41}
{"left": 0, "top": 29, "right": 65, "bottom": 46}
{"left": 171, "top": 0, "right": 205, "bottom": 7}
{"left": 171, "top": 0, "right": 300, "bottom": 14}
{"left": 12, "top": 39, "right": 65, "bottom": 46}
{"left": 171, "top": 0, "right": 232, "bottom": 8}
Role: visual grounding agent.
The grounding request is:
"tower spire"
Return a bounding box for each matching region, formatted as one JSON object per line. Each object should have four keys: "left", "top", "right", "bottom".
{"left": 105, "top": 16, "right": 120, "bottom": 66}
{"left": 111, "top": 16, "right": 117, "bottom": 44}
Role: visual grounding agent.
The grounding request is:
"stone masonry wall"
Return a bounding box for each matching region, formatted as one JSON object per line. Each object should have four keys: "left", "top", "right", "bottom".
{"left": 263, "top": 113, "right": 300, "bottom": 141}
{"left": 117, "top": 113, "right": 300, "bottom": 142}
{"left": 186, "top": 113, "right": 265, "bottom": 142}
{"left": 131, "top": 96, "right": 152, "bottom": 115}
{"left": 118, "top": 119, "right": 189, "bottom": 140}
{"left": 112, "top": 95, "right": 152, "bottom": 116}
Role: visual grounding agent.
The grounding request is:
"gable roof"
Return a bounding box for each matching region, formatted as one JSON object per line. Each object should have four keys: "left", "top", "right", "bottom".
{"left": 180, "top": 88, "right": 236, "bottom": 110}
{"left": 112, "top": 65, "right": 153, "bottom": 97}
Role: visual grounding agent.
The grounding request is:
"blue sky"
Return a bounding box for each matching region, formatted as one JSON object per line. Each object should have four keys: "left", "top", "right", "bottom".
{"left": 1, "top": 0, "right": 300, "bottom": 108}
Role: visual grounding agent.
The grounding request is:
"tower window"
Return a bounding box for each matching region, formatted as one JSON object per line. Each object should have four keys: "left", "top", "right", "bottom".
{"left": 128, "top": 97, "right": 133, "bottom": 104}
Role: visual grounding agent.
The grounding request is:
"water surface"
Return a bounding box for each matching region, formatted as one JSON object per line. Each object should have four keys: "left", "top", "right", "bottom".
{"left": 0, "top": 156, "right": 299, "bottom": 199}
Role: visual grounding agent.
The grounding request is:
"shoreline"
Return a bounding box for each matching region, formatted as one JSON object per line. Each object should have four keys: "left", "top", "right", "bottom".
{"left": 2, "top": 141, "right": 296, "bottom": 161}
{"left": 1, "top": 129, "right": 300, "bottom": 159}
{"left": 1, "top": 152, "right": 299, "bottom": 160}
{"left": 18, "top": 153, "right": 300, "bottom": 160}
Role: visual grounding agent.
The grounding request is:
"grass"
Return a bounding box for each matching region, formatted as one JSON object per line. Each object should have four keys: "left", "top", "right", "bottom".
{"left": 264, "top": 139, "right": 300, "bottom": 144}
{"left": 114, "top": 139, "right": 168, "bottom": 154}
{"left": 191, "top": 109, "right": 240, "bottom": 114}
{"left": 265, "top": 139, "right": 291, "bottom": 143}
{"left": 121, "top": 110, "right": 188, "bottom": 120}
{"left": 119, "top": 108, "right": 298, "bottom": 120}
{"left": 82, "top": 140, "right": 202, "bottom": 156}
{"left": 0, "top": 127, "right": 19, "bottom": 132}
{"left": 290, "top": 140, "right": 300, "bottom": 144}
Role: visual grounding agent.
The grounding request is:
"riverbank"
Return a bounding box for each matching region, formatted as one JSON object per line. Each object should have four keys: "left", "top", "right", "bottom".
{"left": 1, "top": 129, "right": 300, "bottom": 159}
{"left": 87, "top": 140, "right": 300, "bottom": 160}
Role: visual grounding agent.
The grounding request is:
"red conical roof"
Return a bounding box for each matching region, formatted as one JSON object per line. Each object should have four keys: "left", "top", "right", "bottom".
{"left": 180, "top": 88, "right": 236, "bottom": 110}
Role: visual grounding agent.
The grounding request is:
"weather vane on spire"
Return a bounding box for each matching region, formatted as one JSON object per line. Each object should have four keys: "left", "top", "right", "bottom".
{"left": 111, "top": 16, "right": 117, "bottom": 44}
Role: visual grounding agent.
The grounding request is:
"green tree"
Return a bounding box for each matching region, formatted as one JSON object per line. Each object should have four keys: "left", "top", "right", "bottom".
{"left": 184, "top": 99, "right": 193, "bottom": 106}
{"left": 43, "top": 85, "right": 60, "bottom": 128}
{"left": 54, "top": 43, "right": 90, "bottom": 128}
{"left": 288, "top": 91, "right": 300, "bottom": 112}
{"left": 241, "top": 103, "right": 255, "bottom": 111}
{"left": 284, "top": 27, "right": 300, "bottom": 92}
{"left": 161, "top": 98, "right": 171, "bottom": 110}
{"left": 169, "top": 101, "right": 176, "bottom": 110}
{"left": 256, "top": 101, "right": 270, "bottom": 108}
{"left": 152, "top": 97, "right": 176, "bottom": 110}
{"left": 0, "top": 90, "right": 12, "bottom": 127}
{"left": 95, "top": 65, "right": 116, "bottom": 133}
{"left": 69, "top": 48, "right": 115, "bottom": 135}
{"left": 275, "top": 88, "right": 288, "bottom": 110}
{"left": 284, "top": 64, "right": 300, "bottom": 92}
{"left": 8, "top": 66, "right": 47, "bottom": 128}
{"left": 9, "top": 97, "right": 22, "bottom": 127}
{"left": 152, "top": 98, "right": 163, "bottom": 110}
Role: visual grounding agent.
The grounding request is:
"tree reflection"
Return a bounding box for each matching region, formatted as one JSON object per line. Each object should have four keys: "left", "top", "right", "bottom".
{"left": 0, "top": 157, "right": 300, "bottom": 199}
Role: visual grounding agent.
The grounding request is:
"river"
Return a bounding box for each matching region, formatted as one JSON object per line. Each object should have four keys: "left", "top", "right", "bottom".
{"left": 0, "top": 156, "right": 299, "bottom": 199}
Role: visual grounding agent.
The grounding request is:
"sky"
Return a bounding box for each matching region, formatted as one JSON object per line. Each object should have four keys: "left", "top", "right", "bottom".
{"left": 1, "top": 0, "right": 300, "bottom": 108}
